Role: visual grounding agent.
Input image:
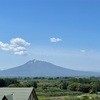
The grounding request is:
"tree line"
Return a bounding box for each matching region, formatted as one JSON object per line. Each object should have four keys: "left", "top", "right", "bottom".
{"left": 60, "top": 77, "right": 100, "bottom": 93}
{"left": 0, "top": 77, "right": 100, "bottom": 94}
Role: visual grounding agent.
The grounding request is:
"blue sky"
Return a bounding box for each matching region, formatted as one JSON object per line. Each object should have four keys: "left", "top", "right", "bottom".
{"left": 0, "top": 0, "right": 100, "bottom": 72}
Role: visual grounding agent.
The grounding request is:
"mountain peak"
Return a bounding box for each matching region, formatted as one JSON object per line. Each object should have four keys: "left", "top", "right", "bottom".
{"left": 0, "top": 59, "right": 100, "bottom": 77}
{"left": 26, "top": 59, "right": 38, "bottom": 65}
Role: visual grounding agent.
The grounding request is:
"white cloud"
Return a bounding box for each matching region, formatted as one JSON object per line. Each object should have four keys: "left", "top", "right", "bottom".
{"left": 0, "top": 42, "right": 11, "bottom": 51}
{"left": 0, "top": 38, "right": 30, "bottom": 55}
{"left": 10, "top": 38, "right": 30, "bottom": 46}
{"left": 80, "top": 49, "right": 86, "bottom": 53}
{"left": 13, "top": 47, "right": 26, "bottom": 52}
{"left": 14, "top": 51, "right": 28, "bottom": 55}
{"left": 50, "top": 37, "right": 62, "bottom": 42}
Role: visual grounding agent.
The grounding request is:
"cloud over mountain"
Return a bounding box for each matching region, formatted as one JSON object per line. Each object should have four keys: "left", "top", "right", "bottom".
{"left": 0, "top": 38, "right": 30, "bottom": 55}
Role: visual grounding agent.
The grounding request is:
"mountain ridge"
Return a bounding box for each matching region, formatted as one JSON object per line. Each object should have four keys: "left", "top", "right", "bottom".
{"left": 0, "top": 59, "right": 100, "bottom": 77}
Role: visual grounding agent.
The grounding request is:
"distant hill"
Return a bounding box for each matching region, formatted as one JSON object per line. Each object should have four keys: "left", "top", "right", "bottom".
{"left": 0, "top": 59, "right": 100, "bottom": 77}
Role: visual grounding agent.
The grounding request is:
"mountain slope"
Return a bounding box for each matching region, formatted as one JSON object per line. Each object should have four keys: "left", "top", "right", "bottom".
{"left": 0, "top": 59, "right": 100, "bottom": 77}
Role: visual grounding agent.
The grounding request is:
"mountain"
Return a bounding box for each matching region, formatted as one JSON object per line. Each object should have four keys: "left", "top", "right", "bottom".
{"left": 0, "top": 59, "right": 100, "bottom": 77}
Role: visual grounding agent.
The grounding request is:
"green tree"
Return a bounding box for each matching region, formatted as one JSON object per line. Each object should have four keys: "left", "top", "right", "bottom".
{"left": 77, "top": 84, "right": 92, "bottom": 93}
{"left": 60, "top": 81, "right": 68, "bottom": 90}
{"left": 0, "top": 79, "right": 5, "bottom": 87}
{"left": 91, "top": 81, "right": 100, "bottom": 92}
{"left": 33, "top": 82, "right": 37, "bottom": 88}
{"left": 68, "top": 83, "right": 78, "bottom": 91}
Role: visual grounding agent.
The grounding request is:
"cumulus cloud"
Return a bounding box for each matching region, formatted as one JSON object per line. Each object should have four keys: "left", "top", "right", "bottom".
{"left": 50, "top": 37, "right": 62, "bottom": 42}
{"left": 14, "top": 51, "right": 28, "bottom": 55}
{"left": 10, "top": 38, "right": 30, "bottom": 46}
{"left": 0, "top": 42, "right": 11, "bottom": 51}
{"left": 0, "top": 38, "right": 30, "bottom": 55}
